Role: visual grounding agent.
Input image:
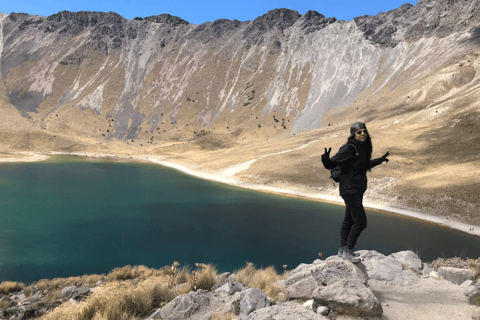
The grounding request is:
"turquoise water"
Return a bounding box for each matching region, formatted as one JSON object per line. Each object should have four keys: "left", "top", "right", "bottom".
{"left": 1, "top": 155, "right": 479, "bottom": 284}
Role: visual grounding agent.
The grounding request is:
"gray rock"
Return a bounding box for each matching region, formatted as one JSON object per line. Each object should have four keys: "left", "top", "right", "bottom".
{"left": 316, "top": 305, "right": 329, "bottom": 316}
{"left": 285, "top": 259, "right": 367, "bottom": 299}
{"left": 234, "top": 288, "right": 269, "bottom": 317}
{"left": 60, "top": 286, "right": 90, "bottom": 301}
{"left": 247, "top": 301, "right": 328, "bottom": 320}
{"left": 214, "top": 282, "right": 244, "bottom": 295}
{"left": 312, "top": 279, "right": 383, "bottom": 318}
{"left": 389, "top": 250, "right": 423, "bottom": 271}
{"left": 357, "top": 250, "right": 417, "bottom": 284}
{"left": 465, "top": 282, "right": 480, "bottom": 306}
{"left": 289, "top": 263, "right": 310, "bottom": 276}
{"left": 151, "top": 289, "right": 233, "bottom": 320}
{"left": 217, "top": 272, "right": 231, "bottom": 283}
{"left": 438, "top": 267, "right": 473, "bottom": 285}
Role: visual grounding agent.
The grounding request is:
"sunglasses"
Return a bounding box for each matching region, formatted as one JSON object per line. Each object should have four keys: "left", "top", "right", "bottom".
{"left": 355, "top": 129, "right": 368, "bottom": 135}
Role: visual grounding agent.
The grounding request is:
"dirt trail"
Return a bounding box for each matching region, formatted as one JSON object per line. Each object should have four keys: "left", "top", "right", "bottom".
{"left": 369, "top": 277, "right": 477, "bottom": 320}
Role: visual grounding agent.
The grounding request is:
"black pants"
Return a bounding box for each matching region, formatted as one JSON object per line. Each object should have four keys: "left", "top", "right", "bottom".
{"left": 340, "top": 193, "right": 367, "bottom": 249}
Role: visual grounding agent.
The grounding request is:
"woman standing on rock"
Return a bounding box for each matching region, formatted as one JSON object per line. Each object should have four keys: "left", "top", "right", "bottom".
{"left": 321, "top": 122, "right": 390, "bottom": 263}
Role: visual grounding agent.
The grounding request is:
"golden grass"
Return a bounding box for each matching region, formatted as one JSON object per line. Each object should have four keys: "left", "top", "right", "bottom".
{"left": 235, "top": 263, "right": 289, "bottom": 302}
{"left": 0, "top": 281, "right": 25, "bottom": 295}
{"left": 42, "top": 280, "right": 175, "bottom": 320}
{"left": 106, "top": 265, "right": 161, "bottom": 282}
{"left": 40, "top": 262, "right": 218, "bottom": 320}
{"left": 432, "top": 257, "right": 480, "bottom": 279}
{"left": 190, "top": 264, "right": 218, "bottom": 291}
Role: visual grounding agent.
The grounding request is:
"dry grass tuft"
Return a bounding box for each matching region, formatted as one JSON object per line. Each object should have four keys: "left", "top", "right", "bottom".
{"left": 235, "top": 263, "right": 289, "bottom": 302}
{"left": 42, "top": 279, "right": 176, "bottom": 320}
{"left": 0, "top": 281, "right": 25, "bottom": 295}
{"left": 432, "top": 256, "right": 480, "bottom": 279}
{"left": 190, "top": 264, "right": 218, "bottom": 291}
{"left": 106, "top": 265, "right": 161, "bottom": 282}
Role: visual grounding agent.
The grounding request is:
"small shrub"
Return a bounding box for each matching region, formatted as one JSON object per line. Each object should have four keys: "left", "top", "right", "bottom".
{"left": 0, "top": 281, "right": 25, "bottom": 295}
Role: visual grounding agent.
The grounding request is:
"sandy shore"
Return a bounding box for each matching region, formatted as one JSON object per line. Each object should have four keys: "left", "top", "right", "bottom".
{"left": 2, "top": 151, "right": 479, "bottom": 238}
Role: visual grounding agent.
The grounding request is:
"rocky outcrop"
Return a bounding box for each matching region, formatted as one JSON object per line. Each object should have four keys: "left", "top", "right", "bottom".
{"left": 1, "top": 250, "right": 478, "bottom": 320}
{"left": 285, "top": 259, "right": 367, "bottom": 299}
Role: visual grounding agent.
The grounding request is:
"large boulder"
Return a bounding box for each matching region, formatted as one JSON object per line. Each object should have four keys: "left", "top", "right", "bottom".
{"left": 438, "top": 267, "right": 473, "bottom": 285}
{"left": 312, "top": 279, "right": 383, "bottom": 318}
{"left": 355, "top": 250, "right": 417, "bottom": 285}
{"left": 149, "top": 289, "right": 234, "bottom": 320}
{"left": 233, "top": 288, "right": 270, "bottom": 318}
{"left": 285, "top": 259, "right": 367, "bottom": 299}
{"left": 465, "top": 282, "right": 480, "bottom": 306}
{"left": 247, "top": 301, "right": 328, "bottom": 320}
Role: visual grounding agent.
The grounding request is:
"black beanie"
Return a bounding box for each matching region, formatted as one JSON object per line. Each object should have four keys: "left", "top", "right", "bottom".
{"left": 350, "top": 122, "right": 367, "bottom": 135}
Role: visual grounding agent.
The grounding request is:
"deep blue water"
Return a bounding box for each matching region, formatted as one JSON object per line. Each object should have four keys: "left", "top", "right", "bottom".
{"left": 0, "top": 155, "right": 479, "bottom": 284}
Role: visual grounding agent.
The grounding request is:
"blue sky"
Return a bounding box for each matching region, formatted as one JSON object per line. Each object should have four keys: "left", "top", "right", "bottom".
{"left": 2, "top": 0, "right": 418, "bottom": 25}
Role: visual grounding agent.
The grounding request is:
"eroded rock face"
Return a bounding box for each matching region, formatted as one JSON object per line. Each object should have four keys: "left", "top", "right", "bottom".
{"left": 312, "top": 279, "right": 383, "bottom": 318}
{"left": 2, "top": 0, "right": 478, "bottom": 142}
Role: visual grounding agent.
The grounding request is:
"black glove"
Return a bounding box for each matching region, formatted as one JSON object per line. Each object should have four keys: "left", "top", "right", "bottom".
{"left": 321, "top": 147, "right": 332, "bottom": 162}
{"left": 381, "top": 151, "right": 390, "bottom": 163}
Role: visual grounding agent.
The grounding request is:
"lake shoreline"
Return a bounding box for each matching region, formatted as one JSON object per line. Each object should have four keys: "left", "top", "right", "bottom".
{"left": 2, "top": 151, "right": 479, "bottom": 238}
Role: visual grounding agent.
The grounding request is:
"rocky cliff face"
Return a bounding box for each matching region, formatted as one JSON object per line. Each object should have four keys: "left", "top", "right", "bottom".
{"left": 1, "top": 0, "right": 480, "bottom": 225}
{"left": 1, "top": 0, "right": 478, "bottom": 140}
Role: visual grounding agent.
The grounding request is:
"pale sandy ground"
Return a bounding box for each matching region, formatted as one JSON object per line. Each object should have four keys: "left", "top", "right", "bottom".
{"left": 2, "top": 152, "right": 479, "bottom": 320}
{"left": 367, "top": 277, "right": 477, "bottom": 320}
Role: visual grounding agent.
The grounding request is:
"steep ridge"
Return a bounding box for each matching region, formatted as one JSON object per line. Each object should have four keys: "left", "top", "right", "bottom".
{"left": 0, "top": 0, "right": 480, "bottom": 228}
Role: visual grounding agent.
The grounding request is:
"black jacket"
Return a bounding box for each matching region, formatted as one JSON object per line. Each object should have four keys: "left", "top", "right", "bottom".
{"left": 322, "top": 139, "right": 383, "bottom": 196}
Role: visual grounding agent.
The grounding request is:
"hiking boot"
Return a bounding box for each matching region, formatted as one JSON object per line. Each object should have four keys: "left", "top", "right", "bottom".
{"left": 342, "top": 247, "right": 361, "bottom": 263}
{"left": 338, "top": 246, "right": 346, "bottom": 257}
